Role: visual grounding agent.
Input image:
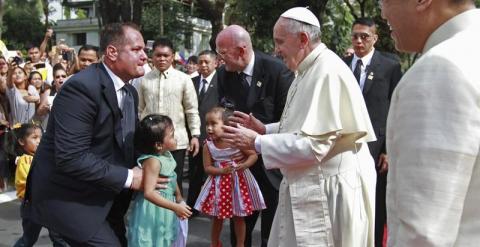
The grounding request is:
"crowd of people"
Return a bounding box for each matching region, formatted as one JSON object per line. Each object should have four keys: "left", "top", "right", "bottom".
{"left": 0, "top": 1, "right": 479, "bottom": 246}
{"left": 0, "top": 35, "right": 100, "bottom": 191}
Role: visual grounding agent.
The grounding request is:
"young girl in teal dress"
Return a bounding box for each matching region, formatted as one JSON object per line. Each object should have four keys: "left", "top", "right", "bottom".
{"left": 128, "top": 114, "right": 192, "bottom": 247}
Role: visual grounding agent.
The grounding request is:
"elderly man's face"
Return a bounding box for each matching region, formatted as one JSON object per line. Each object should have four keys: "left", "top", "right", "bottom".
{"left": 215, "top": 39, "right": 244, "bottom": 72}
{"left": 381, "top": 0, "right": 418, "bottom": 52}
{"left": 273, "top": 18, "right": 302, "bottom": 71}
{"left": 113, "top": 27, "right": 148, "bottom": 81}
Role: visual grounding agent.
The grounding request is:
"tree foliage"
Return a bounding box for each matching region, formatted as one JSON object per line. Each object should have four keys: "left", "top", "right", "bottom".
{"left": 195, "top": 0, "right": 226, "bottom": 51}
{"left": 97, "top": 0, "right": 143, "bottom": 26}
{"left": 142, "top": 0, "right": 193, "bottom": 50}
{"left": 221, "top": 0, "right": 404, "bottom": 64}
{"left": 1, "top": 0, "right": 45, "bottom": 50}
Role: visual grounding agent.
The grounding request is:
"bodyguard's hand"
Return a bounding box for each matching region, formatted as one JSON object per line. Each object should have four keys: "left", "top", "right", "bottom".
{"left": 228, "top": 111, "right": 266, "bottom": 134}
{"left": 130, "top": 166, "right": 169, "bottom": 191}
{"left": 222, "top": 124, "right": 258, "bottom": 151}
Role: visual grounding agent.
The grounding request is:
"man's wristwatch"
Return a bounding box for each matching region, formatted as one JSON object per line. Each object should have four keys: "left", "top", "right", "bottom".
{"left": 192, "top": 135, "right": 199, "bottom": 138}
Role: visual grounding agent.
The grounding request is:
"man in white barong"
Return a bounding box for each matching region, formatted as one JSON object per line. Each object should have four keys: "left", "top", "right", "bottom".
{"left": 381, "top": 0, "right": 480, "bottom": 246}
{"left": 222, "top": 7, "right": 377, "bottom": 247}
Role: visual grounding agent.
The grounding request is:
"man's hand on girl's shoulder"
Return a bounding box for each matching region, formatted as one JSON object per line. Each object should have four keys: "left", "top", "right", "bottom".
{"left": 130, "top": 166, "right": 170, "bottom": 191}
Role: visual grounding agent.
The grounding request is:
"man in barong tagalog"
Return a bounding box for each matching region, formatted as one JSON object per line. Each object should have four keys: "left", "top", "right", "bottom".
{"left": 222, "top": 7, "right": 377, "bottom": 247}
{"left": 382, "top": 0, "right": 480, "bottom": 246}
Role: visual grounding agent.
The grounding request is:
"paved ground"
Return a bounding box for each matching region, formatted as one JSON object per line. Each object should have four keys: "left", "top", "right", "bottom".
{"left": 0, "top": 183, "right": 261, "bottom": 246}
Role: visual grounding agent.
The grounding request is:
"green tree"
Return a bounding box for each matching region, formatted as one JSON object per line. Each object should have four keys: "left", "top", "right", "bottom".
{"left": 2, "top": 0, "right": 45, "bottom": 50}
{"left": 142, "top": 0, "right": 192, "bottom": 49}
{"left": 0, "top": 0, "right": 5, "bottom": 40}
{"left": 97, "top": 0, "right": 143, "bottom": 26}
{"left": 219, "top": 0, "right": 331, "bottom": 52}
{"left": 39, "top": 0, "right": 58, "bottom": 27}
{"left": 195, "top": 0, "right": 226, "bottom": 50}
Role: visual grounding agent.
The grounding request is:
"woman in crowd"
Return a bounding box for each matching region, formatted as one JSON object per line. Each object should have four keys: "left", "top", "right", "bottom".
{"left": 0, "top": 56, "right": 10, "bottom": 192}
{"left": 35, "top": 63, "right": 67, "bottom": 129}
{"left": 6, "top": 65, "right": 37, "bottom": 125}
{"left": 29, "top": 71, "right": 51, "bottom": 129}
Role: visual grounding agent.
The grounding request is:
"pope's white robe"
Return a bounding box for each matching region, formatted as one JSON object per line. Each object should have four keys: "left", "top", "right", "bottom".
{"left": 386, "top": 9, "right": 480, "bottom": 247}
{"left": 260, "top": 44, "right": 377, "bottom": 247}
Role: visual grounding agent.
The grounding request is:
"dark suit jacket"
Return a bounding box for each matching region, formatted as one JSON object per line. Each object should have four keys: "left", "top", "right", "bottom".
{"left": 344, "top": 50, "right": 402, "bottom": 160}
{"left": 192, "top": 72, "right": 220, "bottom": 142}
{"left": 217, "top": 51, "right": 294, "bottom": 189}
{"left": 25, "top": 63, "right": 138, "bottom": 242}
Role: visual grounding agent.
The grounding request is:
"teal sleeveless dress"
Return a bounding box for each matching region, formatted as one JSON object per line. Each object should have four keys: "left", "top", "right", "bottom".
{"left": 127, "top": 152, "right": 179, "bottom": 247}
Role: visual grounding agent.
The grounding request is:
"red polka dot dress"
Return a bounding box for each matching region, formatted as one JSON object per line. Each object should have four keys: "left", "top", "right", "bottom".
{"left": 194, "top": 140, "right": 266, "bottom": 219}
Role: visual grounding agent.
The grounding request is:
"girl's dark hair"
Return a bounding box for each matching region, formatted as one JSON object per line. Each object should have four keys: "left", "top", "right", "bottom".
{"left": 28, "top": 71, "right": 43, "bottom": 82}
{"left": 52, "top": 63, "right": 66, "bottom": 75}
{"left": 3, "top": 123, "right": 42, "bottom": 156}
{"left": 134, "top": 114, "right": 173, "bottom": 154}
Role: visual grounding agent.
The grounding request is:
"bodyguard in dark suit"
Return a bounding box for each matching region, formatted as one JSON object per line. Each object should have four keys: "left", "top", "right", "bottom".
{"left": 345, "top": 17, "right": 402, "bottom": 247}
{"left": 216, "top": 25, "right": 294, "bottom": 247}
{"left": 24, "top": 23, "right": 155, "bottom": 246}
{"left": 186, "top": 50, "right": 220, "bottom": 210}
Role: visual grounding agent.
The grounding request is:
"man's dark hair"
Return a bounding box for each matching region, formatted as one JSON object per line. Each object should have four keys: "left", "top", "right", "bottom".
{"left": 100, "top": 22, "right": 140, "bottom": 52}
{"left": 78, "top": 44, "right": 100, "bottom": 58}
{"left": 198, "top": 50, "right": 217, "bottom": 59}
{"left": 353, "top": 17, "right": 376, "bottom": 28}
{"left": 152, "top": 38, "right": 175, "bottom": 54}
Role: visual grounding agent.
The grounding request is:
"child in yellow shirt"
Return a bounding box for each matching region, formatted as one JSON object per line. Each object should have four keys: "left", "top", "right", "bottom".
{"left": 13, "top": 123, "right": 68, "bottom": 247}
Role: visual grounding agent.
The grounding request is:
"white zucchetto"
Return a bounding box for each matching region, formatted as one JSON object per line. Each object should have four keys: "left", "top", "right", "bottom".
{"left": 280, "top": 7, "right": 320, "bottom": 27}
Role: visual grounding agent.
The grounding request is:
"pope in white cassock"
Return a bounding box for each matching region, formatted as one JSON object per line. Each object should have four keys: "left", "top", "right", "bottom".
{"left": 222, "top": 7, "right": 377, "bottom": 247}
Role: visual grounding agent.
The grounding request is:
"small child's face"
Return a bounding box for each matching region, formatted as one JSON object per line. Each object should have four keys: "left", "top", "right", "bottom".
{"left": 161, "top": 126, "right": 177, "bottom": 151}
{"left": 205, "top": 112, "right": 224, "bottom": 140}
{"left": 20, "top": 128, "right": 42, "bottom": 155}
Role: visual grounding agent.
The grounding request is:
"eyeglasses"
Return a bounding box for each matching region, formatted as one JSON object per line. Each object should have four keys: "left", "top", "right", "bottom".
{"left": 351, "top": 32, "right": 373, "bottom": 40}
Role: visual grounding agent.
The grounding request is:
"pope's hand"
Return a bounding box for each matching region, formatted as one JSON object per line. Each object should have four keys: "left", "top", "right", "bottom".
{"left": 221, "top": 124, "right": 258, "bottom": 151}
{"left": 228, "top": 111, "right": 266, "bottom": 134}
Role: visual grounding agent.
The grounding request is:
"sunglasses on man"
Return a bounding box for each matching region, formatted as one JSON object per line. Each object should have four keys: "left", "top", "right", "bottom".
{"left": 351, "top": 32, "right": 373, "bottom": 40}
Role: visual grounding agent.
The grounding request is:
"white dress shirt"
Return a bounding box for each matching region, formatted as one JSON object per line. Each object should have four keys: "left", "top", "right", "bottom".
{"left": 103, "top": 63, "right": 133, "bottom": 189}
{"left": 199, "top": 70, "right": 216, "bottom": 94}
{"left": 240, "top": 52, "right": 255, "bottom": 85}
{"left": 351, "top": 48, "right": 375, "bottom": 91}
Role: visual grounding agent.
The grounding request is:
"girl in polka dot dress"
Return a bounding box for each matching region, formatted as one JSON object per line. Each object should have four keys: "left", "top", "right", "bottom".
{"left": 194, "top": 107, "right": 265, "bottom": 247}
